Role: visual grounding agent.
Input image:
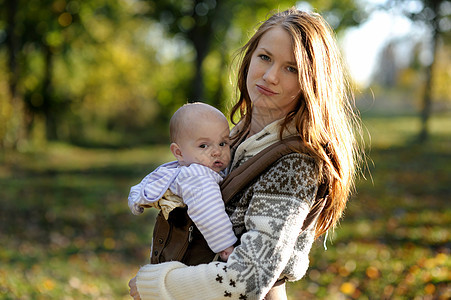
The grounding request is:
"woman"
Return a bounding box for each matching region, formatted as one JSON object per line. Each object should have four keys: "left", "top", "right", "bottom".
{"left": 129, "top": 8, "right": 362, "bottom": 300}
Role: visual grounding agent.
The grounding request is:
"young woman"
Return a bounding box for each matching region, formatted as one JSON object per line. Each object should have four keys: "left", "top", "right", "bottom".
{"left": 129, "top": 8, "right": 362, "bottom": 300}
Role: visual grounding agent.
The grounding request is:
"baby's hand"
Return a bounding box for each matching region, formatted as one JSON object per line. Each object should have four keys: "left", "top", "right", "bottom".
{"left": 219, "top": 246, "right": 234, "bottom": 261}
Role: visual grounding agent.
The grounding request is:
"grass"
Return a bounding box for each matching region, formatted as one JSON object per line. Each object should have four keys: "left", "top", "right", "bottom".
{"left": 0, "top": 113, "right": 450, "bottom": 299}
{"left": 0, "top": 145, "right": 173, "bottom": 299}
{"left": 288, "top": 113, "right": 451, "bottom": 299}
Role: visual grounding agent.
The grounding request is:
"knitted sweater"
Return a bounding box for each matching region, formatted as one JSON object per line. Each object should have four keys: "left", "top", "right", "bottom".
{"left": 136, "top": 120, "right": 320, "bottom": 300}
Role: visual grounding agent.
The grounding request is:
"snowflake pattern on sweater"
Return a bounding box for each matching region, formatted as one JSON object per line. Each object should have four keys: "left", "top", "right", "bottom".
{"left": 220, "top": 153, "right": 319, "bottom": 298}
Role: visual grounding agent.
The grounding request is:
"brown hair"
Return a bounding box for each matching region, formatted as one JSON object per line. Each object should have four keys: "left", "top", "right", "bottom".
{"left": 230, "top": 8, "right": 363, "bottom": 239}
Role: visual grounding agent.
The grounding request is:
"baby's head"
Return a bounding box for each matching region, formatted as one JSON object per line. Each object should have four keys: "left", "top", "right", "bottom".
{"left": 169, "top": 102, "right": 231, "bottom": 173}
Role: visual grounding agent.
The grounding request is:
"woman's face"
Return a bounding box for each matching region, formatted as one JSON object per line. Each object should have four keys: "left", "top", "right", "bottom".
{"left": 246, "top": 26, "right": 301, "bottom": 118}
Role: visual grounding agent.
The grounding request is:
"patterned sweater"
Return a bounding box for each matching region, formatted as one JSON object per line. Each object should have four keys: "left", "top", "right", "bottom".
{"left": 135, "top": 120, "right": 320, "bottom": 300}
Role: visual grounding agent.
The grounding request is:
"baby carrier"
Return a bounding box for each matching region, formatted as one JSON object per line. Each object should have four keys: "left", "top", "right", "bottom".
{"left": 150, "top": 136, "right": 329, "bottom": 265}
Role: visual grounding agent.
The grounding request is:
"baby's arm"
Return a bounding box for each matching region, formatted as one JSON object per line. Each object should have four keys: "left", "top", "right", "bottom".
{"left": 128, "top": 162, "right": 181, "bottom": 215}
{"left": 177, "top": 169, "right": 237, "bottom": 254}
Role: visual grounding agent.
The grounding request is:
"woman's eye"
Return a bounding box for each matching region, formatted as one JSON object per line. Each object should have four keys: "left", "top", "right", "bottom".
{"left": 287, "top": 66, "right": 297, "bottom": 73}
{"left": 259, "top": 54, "right": 270, "bottom": 61}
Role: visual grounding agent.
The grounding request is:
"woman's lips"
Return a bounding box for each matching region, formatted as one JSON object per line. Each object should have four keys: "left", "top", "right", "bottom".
{"left": 256, "top": 84, "right": 278, "bottom": 96}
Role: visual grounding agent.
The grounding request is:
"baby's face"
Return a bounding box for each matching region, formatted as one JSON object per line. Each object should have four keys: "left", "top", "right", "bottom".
{"left": 176, "top": 117, "right": 231, "bottom": 173}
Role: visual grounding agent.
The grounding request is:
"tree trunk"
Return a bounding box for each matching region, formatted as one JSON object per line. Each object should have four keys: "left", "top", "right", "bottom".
{"left": 5, "top": 0, "right": 18, "bottom": 100}
{"left": 211, "top": 46, "right": 228, "bottom": 110}
{"left": 418, "top": 1, "right": 440, "bottom": 143}
{"left": 4, "top": 0, "right": 24, "bottom": 149}
{"left": 187, "top": 0, "right": 231, "bottom": 105}
{"left": 42, "top": 45, "right": 58, "bottom": 141}
{"left": 190, "top": 36, "right": 209, "bottom": 102}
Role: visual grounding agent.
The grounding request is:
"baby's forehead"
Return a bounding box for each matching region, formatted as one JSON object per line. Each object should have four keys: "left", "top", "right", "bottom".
{"left": 171, "top": 103, "right": 228, "bottom": 141}
{"left": 184, "top": 116, "right": 229, "bottom": 133}
{"left": 181, "top": 118, "right": 229, "bottom": 139}
{"left": 181, "top": 106, "right": 227, "bottom": 125}
{"left": 184, "top": 106, "right": 223, "bottom": 119}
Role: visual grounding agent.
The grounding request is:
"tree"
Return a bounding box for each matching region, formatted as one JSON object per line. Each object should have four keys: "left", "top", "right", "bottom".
{"left": 138, "top": 0, "right": 365, "bottom": 108}
{"left": 0, "top": 0, "right": 135, "bottom": 145}
{"left": 0, "top": 0, "right": 366, "bottom": 148}
{"left": 414, "top": 0, "right": 451, "bottom": 142}
{"left": 0, "top": 0, "right": 86, "bottom": 143}
{"left": 383, "top": 0, "right": 451, "bottom": 142}
{"left": 1, "top": 0, "right": 24, "bottom": 148}
{"left": 373, "top": 41, "right": 400, "bottom": 87}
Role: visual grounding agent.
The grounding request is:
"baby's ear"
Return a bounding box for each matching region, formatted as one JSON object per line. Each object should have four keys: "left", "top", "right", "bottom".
{"left": 170, "top": 143, "right": 183, "bottom": 161}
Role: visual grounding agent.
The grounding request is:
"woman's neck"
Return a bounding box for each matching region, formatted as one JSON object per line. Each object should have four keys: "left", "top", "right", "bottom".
{"left": 249, "top": 107, "right": 284, "bottom": 136}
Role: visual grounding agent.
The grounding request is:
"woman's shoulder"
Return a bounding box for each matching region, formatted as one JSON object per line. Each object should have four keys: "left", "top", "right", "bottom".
{"left": 252, "top": 152, "right": 320, "bottom": 203}
{"left": 248, "top": 152, "right": 320, "bottom": 207}
{"left": 269, "top": 152, "right": 319, "bottom": 176}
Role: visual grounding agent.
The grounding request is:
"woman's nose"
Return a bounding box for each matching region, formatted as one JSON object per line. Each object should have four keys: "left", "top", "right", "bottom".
{"left": 263, "top": 65, "right": 279, "bottom": 84}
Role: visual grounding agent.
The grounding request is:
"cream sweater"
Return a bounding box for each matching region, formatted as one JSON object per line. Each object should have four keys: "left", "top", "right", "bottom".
{"left": 136, "top": 120, "right": 320, "bottom": 300}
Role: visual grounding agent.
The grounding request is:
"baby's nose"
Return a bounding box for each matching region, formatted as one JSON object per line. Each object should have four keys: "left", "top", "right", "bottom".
{"left": 211, "top": 146, "right": 221, "bottom": 156}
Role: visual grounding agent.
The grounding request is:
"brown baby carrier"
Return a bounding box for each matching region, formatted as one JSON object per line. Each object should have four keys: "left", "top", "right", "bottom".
{"left": 150, "top": 136, "right": 329, "bottom": 265}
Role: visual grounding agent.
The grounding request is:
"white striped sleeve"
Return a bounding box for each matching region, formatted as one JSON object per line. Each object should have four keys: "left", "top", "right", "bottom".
{"left": 128, "top": 161, "right": 180, "bottom": 215}
{"left": 175, "top": 165, "right": 237, "bottom": 253}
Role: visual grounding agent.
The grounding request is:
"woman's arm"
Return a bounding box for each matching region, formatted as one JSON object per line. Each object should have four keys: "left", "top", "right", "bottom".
{"left": 132, "top": 154, "right": 319, "bottom": 300}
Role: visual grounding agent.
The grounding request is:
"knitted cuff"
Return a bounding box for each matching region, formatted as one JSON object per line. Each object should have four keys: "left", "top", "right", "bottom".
{"left": 136, "top": 261, "right": 186, "bottom": 300}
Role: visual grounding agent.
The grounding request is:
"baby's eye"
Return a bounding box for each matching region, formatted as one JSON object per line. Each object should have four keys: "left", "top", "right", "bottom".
{"left": 199, "top": 144, "right": 208, "bottom": 149}
{"left": 219, "top": 142, "right": 228, "bottom": 147}
{"left": 259, "top": 54, "right": 270, "bottom": 61}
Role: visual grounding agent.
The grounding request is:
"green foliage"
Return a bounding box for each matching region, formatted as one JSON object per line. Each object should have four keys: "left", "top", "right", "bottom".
{"left": 0, "top": 113, "right": 450, "bottom": 299}
{"left": 0, "top": 0, "right": 182, "bottom": 145}
{"left": 0, "top": 0, "right": 365, "bottom": 148}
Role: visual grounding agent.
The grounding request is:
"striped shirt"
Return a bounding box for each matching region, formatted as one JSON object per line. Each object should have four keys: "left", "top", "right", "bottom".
{"left": 128, "top": 161, "right": 237, "bottom": 253}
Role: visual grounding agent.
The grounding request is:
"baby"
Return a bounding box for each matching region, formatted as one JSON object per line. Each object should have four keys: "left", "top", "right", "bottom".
{"left": 128, "top": 102, "right": 236, "bottom": 261}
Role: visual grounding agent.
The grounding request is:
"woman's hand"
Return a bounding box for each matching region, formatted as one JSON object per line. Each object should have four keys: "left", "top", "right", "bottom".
{"left": 128, "top": 276, "right": 141, "bottom": 300}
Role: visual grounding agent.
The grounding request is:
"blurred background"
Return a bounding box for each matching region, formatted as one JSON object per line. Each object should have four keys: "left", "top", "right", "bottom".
{"left": 0, "top": 0, "right": 449, "bottom": 299}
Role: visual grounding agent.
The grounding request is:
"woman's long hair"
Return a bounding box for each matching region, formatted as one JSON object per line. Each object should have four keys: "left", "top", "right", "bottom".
{"left": 230, "top": 8, "right": 363, "bottom": 239}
